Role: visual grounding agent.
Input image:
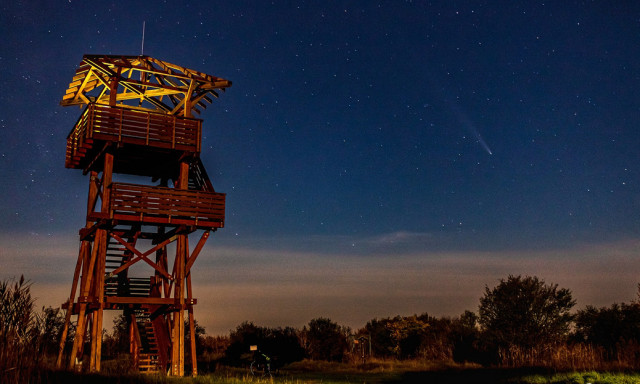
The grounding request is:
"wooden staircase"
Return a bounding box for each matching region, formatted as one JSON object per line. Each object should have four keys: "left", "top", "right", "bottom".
{"left": 103, "top": 238, "right": 162, "bottom": 374}
{"left": 104, "top": 236, "right": 127, "bottom": 297}
{"left": 104, "top": 238, "right": 128, "bottom": 279}
{"left": 134, "top": 307, "right": 161, "bottom": 374}
{"left": 104, "top": 236, "right": 151, "bottom": 298}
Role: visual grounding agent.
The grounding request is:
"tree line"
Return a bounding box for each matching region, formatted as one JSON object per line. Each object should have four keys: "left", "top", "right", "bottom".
{"left": 2, "top": 274, "right": 640, "bottom": 381}
{"left": 213, "top": 276, "right": 640, "bottom": 370}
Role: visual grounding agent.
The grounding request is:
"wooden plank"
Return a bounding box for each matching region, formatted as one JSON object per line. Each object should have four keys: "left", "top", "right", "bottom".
{"left": 104, "top": 297, "right": 195, "bottom": 305}
{"left": 108, "top": 214, "right": 223, "bottom": 229}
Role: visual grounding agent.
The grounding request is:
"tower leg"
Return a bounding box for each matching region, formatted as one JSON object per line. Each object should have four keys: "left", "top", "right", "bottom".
{"left": 169, "top": 161, "right": 190, "bottom": 376}
{"left": 187, "top": 274, "right": 198, "bottom": 376}
{"left": 171, "top": 233, "right": 187, "bottom": 376}
{"left": 69, "top": 236, "right": 99, "bottom": 370}
{"left": 56, "top": 240, "right": 87, "bottom": 368}
{"left": 89, "top": 229, "right": 107, "bottom": 371}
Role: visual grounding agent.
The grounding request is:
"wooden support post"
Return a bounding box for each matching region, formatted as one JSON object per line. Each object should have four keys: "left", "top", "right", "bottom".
{"left": 184, "top": 80, "right": 195, "bottom": 118}
{"left": 101, "top": 153, "right": 113, "bottom": 214}
{"left": 109, "top": 69, "right": 120, "bottom": 106}
{"left": 89, "top": 229, "right": 107, "bottom": 371}
{"left": 159, "top": 247, "right": 170, "bottom": 299}
{"left": 87, "top": 152, "right": 112, "bottom": 371}
{"left": 170, "top": 161, "right": 190, "bottom": 376}
{"left": 171, "top": 242, "right": 185, "bottom": 376}
{"left": 87, "top": 171, "right": 99, "bottom": 224}
{"left": 56, "top": 240, "right": 89, "bottom": 368}
{"left": 63, "top": 165, "right": 107, "bottom": 370}
{"left": 185, "top": 230, "right": 210, "bottom": 376}
{"left": 187, "top": 273, "right": 197, "bottom": 376}
{"left": 68, "top": 234, "right": 99, "bottom": 370}
{"left": 69, "top": 301, "right": 87, "bottom": 369}
{"left": 89, "top": 309, "right": 98, "bottom": 370}
{"left": 130, "top": 312, "right": 140, "bottom": 369}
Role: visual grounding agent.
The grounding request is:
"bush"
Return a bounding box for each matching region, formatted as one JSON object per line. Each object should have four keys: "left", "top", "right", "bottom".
{"left": 224, "top": 322, "right": 305, "bottom": 368}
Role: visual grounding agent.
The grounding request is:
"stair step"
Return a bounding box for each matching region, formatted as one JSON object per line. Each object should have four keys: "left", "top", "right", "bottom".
{"left": 134, "top": 310, "right": 161, "bottom": 374}
{"left": 138, "top": 350, "right": 161, "bottom": 373}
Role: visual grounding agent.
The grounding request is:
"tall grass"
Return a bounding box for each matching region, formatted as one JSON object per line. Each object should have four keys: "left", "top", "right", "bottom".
{"left": 497, "top": 342, "right": 640, "bottom": 370}
{"left": 0, "top": 276, "right": 46, "bottom": 384}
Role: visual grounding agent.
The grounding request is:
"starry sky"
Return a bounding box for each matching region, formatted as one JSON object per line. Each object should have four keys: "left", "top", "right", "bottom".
{"left": 1, "top": 1, "right": 640, "bottom": 335}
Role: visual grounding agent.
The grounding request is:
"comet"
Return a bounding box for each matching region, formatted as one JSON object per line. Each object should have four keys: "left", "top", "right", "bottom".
{"left": 449, "top": 100, "right": 493, "bottom": 156}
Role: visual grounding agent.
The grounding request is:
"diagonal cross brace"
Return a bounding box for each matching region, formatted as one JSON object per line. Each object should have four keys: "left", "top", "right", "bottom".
{"left": 106, "top": 233, "right": 175, "bottom": 280}
{"left": 185, "top": 230, "right": 210, "bottom": 274}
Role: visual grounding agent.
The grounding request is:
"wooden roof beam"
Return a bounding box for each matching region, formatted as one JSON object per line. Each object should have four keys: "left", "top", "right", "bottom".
{"left": 62, "top": 54, "right": 231, "bottom": 114}
{"left": 119, "top": 81, "right": 172, "bottom": 112}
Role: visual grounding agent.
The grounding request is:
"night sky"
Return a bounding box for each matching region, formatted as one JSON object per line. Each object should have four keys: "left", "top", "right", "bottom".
{"left": 1, "top": 1, "right": 640, "bottom": 335}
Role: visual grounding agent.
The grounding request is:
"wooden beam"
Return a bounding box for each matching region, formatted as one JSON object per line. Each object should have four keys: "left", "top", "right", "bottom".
{"left": 56, "top": 240, "right": 88, "bottom": 368}
{"left": 90, "top": 229, "right": 107, "bottom": 371}
{"left": 105, "top": 297, "right": 196, "bottom": 305}
{"left": 72, "top": 68, "right": 95, "bottom": 104}
{"left": 187, "top": 273, "right": 197, "bottom": 376}
{"left": 107, "top": 232, "right": 175, "bottom": 279}
{"left": 185, "top": 230, "right": 210, "bottom": 274}
{"left": 62, "top": 55, "right": 231, "bottom": 116}
{"left": 68, "top": 231, "right": 100, "bottom": 370}
{"left": 183, "top": 80, "right": 196, "bottom": 118}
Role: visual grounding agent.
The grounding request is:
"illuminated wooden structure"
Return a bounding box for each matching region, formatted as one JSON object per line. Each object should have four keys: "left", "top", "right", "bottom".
{"left": 55, "top": 55, "right": 231, "bottom": 376}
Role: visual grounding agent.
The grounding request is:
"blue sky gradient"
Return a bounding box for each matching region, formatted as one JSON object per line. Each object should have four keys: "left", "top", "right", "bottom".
{"left": 1, "top": 1, "right": 639, "bottom": 335}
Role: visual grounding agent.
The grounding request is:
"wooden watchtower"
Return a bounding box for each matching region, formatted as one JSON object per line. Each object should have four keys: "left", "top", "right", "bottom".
{"left": 55, "top": 55, "right": 231, "bottom": 376}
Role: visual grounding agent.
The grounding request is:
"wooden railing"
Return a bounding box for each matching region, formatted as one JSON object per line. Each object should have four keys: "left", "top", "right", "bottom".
{"left": 66, "top": 104, "right": 202, "bottom": 169}
{"left": 66, "top": 106, "right": 93, "bottom": 168}
{"left": 100, "top": 182, "right": 225, "bottom": 228}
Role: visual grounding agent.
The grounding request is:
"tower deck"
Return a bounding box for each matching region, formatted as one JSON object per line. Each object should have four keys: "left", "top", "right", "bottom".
{"left": 93, "top": 182, "right": 225, "bottom": 229}
{"left": 66, "top": 104, "right": 202, "bottom": 172}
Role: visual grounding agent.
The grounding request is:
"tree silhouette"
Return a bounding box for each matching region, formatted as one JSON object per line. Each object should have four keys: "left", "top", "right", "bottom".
{"left": 450, "top": 310, "right": 481, "bottom": 363}
{"left": 479, "top": 275, "right": 575, "bottom": 351}
{"left": 573, "top": 302, "right": 640, "bottom": 359}
{"left": 224, "top": 322, "right": 304, "bottom": 367}
{"left": 304, "top": 318, "right": 349, "bottom": 362}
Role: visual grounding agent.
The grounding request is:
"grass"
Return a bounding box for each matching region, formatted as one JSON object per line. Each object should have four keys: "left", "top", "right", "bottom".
{"left": 194, "top": 364, "right": 640, "bottom": 384}
{"left": 517, "top": 371, "right": 640, "bottom": 384}
{"left": 169, "top": 368, "right": 640, "bottom": 384}
{"left": 18, "top": 362, "right": 640, "bottom": 384}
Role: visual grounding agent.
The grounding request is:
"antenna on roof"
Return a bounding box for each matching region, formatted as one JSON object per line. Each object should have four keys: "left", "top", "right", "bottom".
{"left": 141, "top": 21, "right": 146, "bottom": 56}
